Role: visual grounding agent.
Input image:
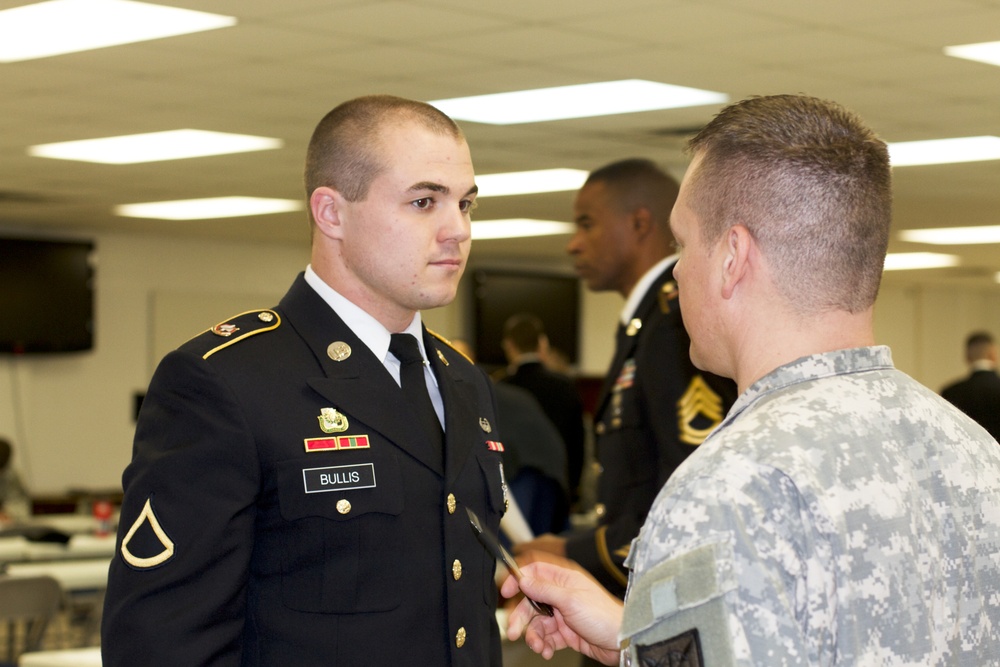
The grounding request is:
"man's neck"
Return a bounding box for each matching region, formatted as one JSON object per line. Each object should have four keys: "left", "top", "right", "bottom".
{"left": 732, "top": 308, "right": 875, "bottom": 394}
{"left": 971, "top": 359, "right": 998, "bottom": 372}
{"left": 619, "top": 255, "right": 675, "bottom": 322}
{"left": 512, "top": 352, "right": 543, "bottom": 366}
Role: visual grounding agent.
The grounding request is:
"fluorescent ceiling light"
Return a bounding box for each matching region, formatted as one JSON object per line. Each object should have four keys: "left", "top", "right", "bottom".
{"left": 888, "top": 136, "right": 1000, "bottom": 167}
{"left": 883, "top": 252, "right": 960, "bottom": 271}
{"left": 115, "top": 197, "right": 302, "bottom": 220}
{"left": 899, "top": 225, "right": 1000, "bottom": 245}
{"left": 430, "top": 80, "right": 728, "bottom": 125}
{"left": 945, "top": 40, "right": 1000, "bottom": 68}
{"left": 476, "top": 169, "right": 588, "bottom": 197}
{"left": 0, "top": 0, "right": 235, "bottom": 63}
{"left": 472, "top": 219, "right": 576, "bottom": 240}
{"left": 29, "top": 130, "right": 282, "bottom": 164}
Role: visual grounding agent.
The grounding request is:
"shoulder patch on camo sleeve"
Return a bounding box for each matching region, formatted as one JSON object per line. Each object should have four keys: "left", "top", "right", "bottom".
{"left": 635, "top": 628, "right": 704, "bottom": 666}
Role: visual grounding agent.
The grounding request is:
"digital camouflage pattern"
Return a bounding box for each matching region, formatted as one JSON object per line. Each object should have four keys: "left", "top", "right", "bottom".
{"left": 624, "top": 346, "right": 1000, "bottom": 666}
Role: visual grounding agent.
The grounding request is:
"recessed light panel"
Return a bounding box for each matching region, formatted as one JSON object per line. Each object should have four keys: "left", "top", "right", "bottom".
{"left": 472, "top": 219, "right": 576, "bottom": 240}
{"left": 115, "top": 197, "right": 302, "bottom": 220}
{"left": 29, "top": 130, "right": 283, "bottom": 164}
{"left": 888, "top": 136, "right": 1000, "bottom": 167}
{"left": 945, "top": 41, "right": 1000, "bottom": 68}
{"left": 900, "top": 225, "right": 1000, "bottom": 245}
{"left": 431, "top": 80, "right": 728, "bottom": 125}
{"left": 476, "top": 169, "right": 588, "bottom": 197}
{"left": 883, "top": 252, "right": 960, "bottom": 271}
{"left": 0, "top": 0, "right": 236, "bottom": 63}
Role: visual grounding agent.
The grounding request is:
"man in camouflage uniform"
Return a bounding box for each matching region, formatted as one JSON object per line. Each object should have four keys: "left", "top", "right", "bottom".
{"left": 502, "top": 94, "right": 1000, "bottom": 666}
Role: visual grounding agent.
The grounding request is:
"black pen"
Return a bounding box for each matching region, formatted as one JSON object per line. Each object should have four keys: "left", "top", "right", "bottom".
{"left": 466, "top": 507, "right": 555, "bottom": 617}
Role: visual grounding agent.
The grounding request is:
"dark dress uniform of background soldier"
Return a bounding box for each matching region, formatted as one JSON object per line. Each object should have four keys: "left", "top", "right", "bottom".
{"left": 941, "top": 331, "right": 1000, "bottom": 441}
{"left": 500, "top": 312, "right": 586, "bottom": 512}
{"left": 101, "top": 96, "right": 506, "bottom": 666}
{"left": 516, "top": 159, "right": 735, "bottom": 603}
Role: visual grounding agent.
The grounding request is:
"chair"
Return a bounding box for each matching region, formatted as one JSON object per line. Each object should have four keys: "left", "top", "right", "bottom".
{"left": 0, "top": 576, "right": 63, "bottom": 666}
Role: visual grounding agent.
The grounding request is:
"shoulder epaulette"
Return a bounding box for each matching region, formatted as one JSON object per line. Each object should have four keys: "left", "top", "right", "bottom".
{"left": 659, "top": 280, "right": 679, "bottom": 314}
{"left": 200, "top": 310, "right": 281, "bottom": 359}
{"left": 427, "top": 328, "right": 474, "bottom": 365}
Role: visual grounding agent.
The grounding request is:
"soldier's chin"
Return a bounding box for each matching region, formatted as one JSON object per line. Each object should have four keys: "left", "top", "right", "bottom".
{"left": 418, "top": 286, "right": 460, "bottom": 311}
{"left": 691, "top": 350, "right": 732, "bottom": 381}
{"left": 689, "top": 346, "right": 713, "bottom": 374}
{"left": 581, "top": 274, "right": 610, "bottom": 292}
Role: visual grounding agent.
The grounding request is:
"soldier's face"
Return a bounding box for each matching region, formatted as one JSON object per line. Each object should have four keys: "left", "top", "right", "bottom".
{"left": 334, "top": 121, "right": 476, "bottom": 327}
{"left": 567, "top": 180, "right": 634, "bottom": 295}
{"left": 671, "top": 155, "right": 725, "bottom": 374}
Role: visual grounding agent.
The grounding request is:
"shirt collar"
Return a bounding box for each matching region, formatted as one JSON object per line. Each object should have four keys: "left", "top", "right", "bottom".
{"left": 620, "top": 255, "right": 677, "bottom": 325}
{"left": 728, "top": 346, "right": 895, "bottom": 425}
{"left": 304, "top": 264, "right": 426, "bottom": 363}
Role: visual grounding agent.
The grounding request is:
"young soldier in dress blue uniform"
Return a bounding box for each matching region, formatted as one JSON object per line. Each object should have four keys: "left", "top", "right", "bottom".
{"left": 102, "top": 96, "right": 506, "bottom": 666}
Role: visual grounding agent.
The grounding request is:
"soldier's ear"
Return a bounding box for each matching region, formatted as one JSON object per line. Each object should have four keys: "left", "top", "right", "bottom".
{"left": 310, "top": 186, "right": 346, "bottom": 241}
{"left": 631, "top": 207, "right": 654, "bottom": 238}
{"left": 721, "top": 224, "right": 752, "bottom": 299}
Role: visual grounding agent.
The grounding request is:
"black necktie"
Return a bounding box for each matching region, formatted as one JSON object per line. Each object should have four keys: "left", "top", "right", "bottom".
{"left": 389, "top": 333, "right": 444, "bottom": 453}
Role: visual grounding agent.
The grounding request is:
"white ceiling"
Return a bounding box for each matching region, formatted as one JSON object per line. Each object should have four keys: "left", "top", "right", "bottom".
{"left": 4, "top": 0, "right": 1000, "bottom": 286}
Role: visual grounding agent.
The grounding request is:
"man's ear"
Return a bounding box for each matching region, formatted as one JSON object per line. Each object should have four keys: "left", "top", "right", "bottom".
{"left": 631, "top": 207, "right": 654, "bottom": 238}
{"left": 721, "top": 224, "right": 753, "bottom": 300}
{"left": 538, "top": 334, "right": 550, "bottom": 356}
{"left": 310, "top": 186, "right": 346, "bottom": 241}
{"left": 500, "top": 338, "right": 517, "bottom": 363}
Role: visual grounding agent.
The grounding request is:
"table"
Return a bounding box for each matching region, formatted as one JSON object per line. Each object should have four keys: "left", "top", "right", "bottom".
{"left": 25, "top": 514, "right": 118, "bottom": 536}
{"left": 0, "top": 535, "right": 116, "bottom": 563}
{"left": 5, "top": 559, "right": 111, "bottom": 593}
{"left": 6, "top": 559, "right": 111, "bottom": 651}
{"left": 12, "top": 610, "right": 517, "bottom": 667}
{"left": 19, "top": 647, "right": 102, "bottom": 666}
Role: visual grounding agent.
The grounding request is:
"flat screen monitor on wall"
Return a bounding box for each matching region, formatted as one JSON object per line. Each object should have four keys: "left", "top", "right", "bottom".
{"left": 471, "top": 269, "right": 580, "bottom": 368}
{"left": 0, "top": 237, "right": 95, "bottom": 354}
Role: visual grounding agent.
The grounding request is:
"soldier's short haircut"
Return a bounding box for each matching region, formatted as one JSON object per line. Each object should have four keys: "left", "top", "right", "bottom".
{"left": 686, "top": 95, "right": 892, "bottom": 315}
{"left": 584, "top": 158, "right": 680, "bottom": 231}
{"left": 304, "top": 95, "right": 464, "bottom": 204}
{"left": 503, "top": 313, "right": 545, "bottom": 354}
{"left": 966, "top": 331, "right": 996, "bottom": 361}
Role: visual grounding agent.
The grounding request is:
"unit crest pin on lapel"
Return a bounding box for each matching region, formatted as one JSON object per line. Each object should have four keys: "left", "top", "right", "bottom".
{"left": 318, "top": 407, "right": 349, "bottom": 433}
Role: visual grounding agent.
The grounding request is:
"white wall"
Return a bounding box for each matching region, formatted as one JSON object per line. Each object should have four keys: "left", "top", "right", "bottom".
{"left": 2, "top": 231, "right": 998, "bottom": 495}
{"left": 1, "top": 232, "right": 309, "bottom": 495}
{"left": 874, "top": 283, "right": 1000, "bottom": 392}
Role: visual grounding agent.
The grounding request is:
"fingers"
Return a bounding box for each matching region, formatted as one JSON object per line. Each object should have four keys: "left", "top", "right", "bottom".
{"left": 500, "top": 572, "right": 521, "bottom": 600}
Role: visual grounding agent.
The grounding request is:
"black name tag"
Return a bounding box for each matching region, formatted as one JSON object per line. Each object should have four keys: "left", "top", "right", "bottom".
{"left": 302, "top": 463, "right": 376, "bottom": 494}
